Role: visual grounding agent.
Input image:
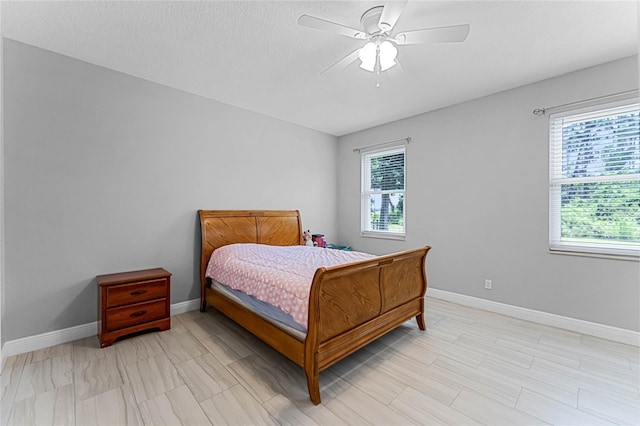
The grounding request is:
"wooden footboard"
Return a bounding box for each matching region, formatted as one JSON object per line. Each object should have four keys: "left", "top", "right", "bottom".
{"left": 304, "top": 246, "right": 430, "bottom": 404}
{"left": 198, "top": 210, "right": 430, "bottom": 405}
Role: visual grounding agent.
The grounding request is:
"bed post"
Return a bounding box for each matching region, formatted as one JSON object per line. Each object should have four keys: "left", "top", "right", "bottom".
{"left": 200, "top": 290, "right": 207, "bottom": 312}
{"left": 305, "top": 270, "right": 322, "bottom": 405}
{"left": 415, "top": 246, "right": 429, "bottom": 330}
{"left": 416, "top": 313, "right": 426, "bottom": 330}
{"left": 304, "top": 360, "right": 321, "bottom": 405}
{"left": 198, "top": 210, "right": 211, "bottom": 313}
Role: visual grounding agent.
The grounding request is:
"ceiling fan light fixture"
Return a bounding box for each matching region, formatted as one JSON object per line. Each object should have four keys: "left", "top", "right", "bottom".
{"left": 358, "top": 41, "right": 377, "bottom": 72}
{"left": 379, "top": 40, "right": 398, "bottom": 71}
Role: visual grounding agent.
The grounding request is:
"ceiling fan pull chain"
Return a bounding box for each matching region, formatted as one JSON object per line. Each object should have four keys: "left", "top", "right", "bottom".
{"left": 375, "top": 45, "right": 382, "bottom": 88}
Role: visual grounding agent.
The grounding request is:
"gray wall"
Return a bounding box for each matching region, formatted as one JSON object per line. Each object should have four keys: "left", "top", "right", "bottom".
{"left": 337, "top": 56, "right": 640, "bottom": 332}
{"left": 0, "top": 33, "right": 4, "bottom": 351}
{"left": 2, "top": 39, "right": 338, "bottom": 342}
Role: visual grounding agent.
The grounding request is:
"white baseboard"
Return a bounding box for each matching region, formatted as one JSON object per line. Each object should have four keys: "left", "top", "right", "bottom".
{"left": 170, "top": 299, "right": 200, "bottom": 316}
{"left": 1, "top": 298, "right": 201, "bottom": 368}
{"left": 427, "top": 288, "right": 639, "bottom": 347}
{"left": 1, "top": 321, "right": 99, "bottom": 370}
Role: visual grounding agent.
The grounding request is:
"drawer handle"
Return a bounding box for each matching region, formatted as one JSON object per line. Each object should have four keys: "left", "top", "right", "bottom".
{"left": 130, "top": 290, "right": 147, "bottom": 296}
{"left": 129, "top": 311, "right": 147, "bottom": 318}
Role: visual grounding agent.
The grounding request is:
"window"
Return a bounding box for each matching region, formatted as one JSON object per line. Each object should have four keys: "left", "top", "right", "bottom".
{"left": 549, "top": 99, "right": 640, "bottom": 257}
{"left": 361, "top": 145, "right": 406, "bottom": 238}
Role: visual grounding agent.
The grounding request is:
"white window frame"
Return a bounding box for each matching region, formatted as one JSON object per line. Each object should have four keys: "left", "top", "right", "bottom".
{"left": 360, "top": 145, "right": 406, "bottom": 240}
{"left": 549, "top": 98, "right": 640, "bottom": 258}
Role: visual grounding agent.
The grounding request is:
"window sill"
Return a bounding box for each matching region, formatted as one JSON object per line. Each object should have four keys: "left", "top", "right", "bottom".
{"left": 361, "top": 231, "right": 406, "bottom": 241}
{"left": 549, "top": 248, "right": 639, "bottom": 262}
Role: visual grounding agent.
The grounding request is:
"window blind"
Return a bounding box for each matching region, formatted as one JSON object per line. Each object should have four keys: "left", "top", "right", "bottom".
{"left": 361, "top": 145, "right": 406, "bottom": 237}
{"left": 549, "top": 99, "right": 640, "bottom": 256}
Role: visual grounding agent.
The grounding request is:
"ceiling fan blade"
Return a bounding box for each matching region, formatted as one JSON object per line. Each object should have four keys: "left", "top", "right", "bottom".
{"left": 320, "top": 49, "right": 361, "bottom": 75}
{"left": 395, "top": 24, "right": 470, "bottom": 45}
{"left": 298, "top": 15, "right": 367, "bottom": 40}
{"left": 378, "top": 0, "right": 409, "bottom": 32}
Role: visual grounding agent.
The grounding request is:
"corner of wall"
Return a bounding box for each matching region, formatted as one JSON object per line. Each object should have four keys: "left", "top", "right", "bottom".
{"left": 0, "top": 16, "right": 6, "bottom": 365}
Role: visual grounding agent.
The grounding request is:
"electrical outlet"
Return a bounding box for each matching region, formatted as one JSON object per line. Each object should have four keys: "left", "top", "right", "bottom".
{"left": 484, "top": 279, "right": 492, "bottom": 290}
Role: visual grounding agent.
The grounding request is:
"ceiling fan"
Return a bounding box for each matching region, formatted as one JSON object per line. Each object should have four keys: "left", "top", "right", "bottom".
{"left": 298, "top": 1, "right": 470, "bottom": 79}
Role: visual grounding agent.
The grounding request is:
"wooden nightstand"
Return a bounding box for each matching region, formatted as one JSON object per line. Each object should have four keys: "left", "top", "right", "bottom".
{"left": 98, "top": 268, "right": 171, "bottom": 348}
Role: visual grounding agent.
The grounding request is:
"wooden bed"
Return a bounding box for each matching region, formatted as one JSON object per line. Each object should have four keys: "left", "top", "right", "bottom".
{"left": 198, "top": 209, "right": 430, "bottom": 405}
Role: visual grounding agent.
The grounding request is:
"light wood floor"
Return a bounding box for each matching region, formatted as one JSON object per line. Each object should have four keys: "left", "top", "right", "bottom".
{"left": 2, "top": 297, "right": 639, "bottom": 425}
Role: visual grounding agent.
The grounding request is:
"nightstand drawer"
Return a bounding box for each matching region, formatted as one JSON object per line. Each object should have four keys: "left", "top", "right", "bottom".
{"left": 105, "top": 299, "right": 168, "bottom": 332}
{"left": 106, "top": 279, "right": 168, "bottom": 308}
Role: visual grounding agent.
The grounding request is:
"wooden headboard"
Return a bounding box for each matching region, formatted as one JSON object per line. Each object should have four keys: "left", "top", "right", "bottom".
{"left": 198, "top": 210, "right": 303, "bottom": 292}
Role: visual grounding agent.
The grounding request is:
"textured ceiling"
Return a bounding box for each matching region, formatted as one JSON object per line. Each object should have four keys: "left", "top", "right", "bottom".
{"left": 2, "top": 1, "right": 638, "bottom": 136}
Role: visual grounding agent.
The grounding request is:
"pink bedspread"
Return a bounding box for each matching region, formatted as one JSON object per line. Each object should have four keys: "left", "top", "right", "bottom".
{"left": 205, "top": 243, "right": 375, "bottom": 329}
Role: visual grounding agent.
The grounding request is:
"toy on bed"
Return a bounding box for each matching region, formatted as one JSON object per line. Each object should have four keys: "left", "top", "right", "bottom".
{"left": 303, "top": 230, "right": 314, "bottom": 246}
